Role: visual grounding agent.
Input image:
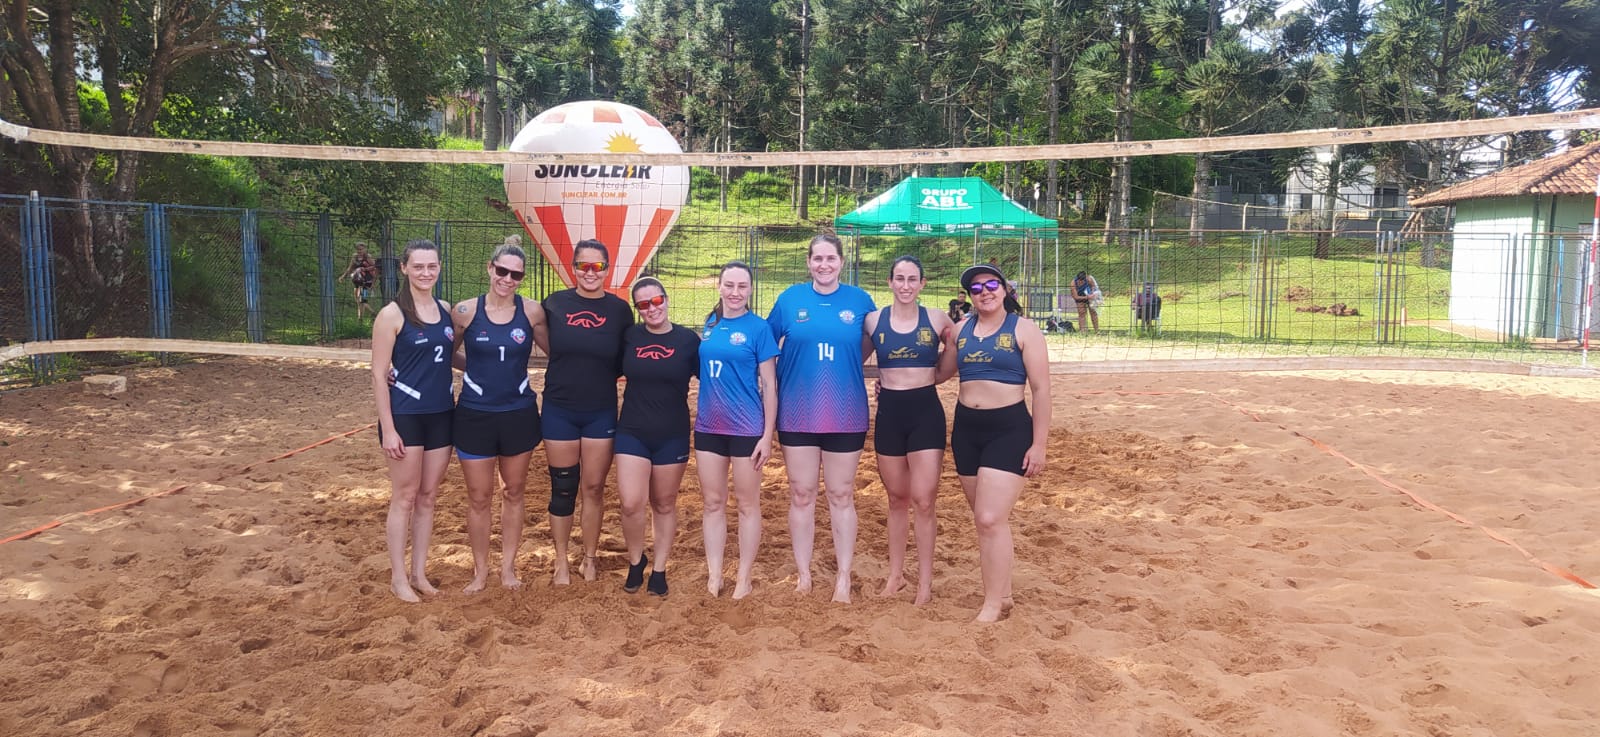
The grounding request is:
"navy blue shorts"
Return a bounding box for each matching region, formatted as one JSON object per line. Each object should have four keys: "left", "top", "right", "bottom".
{"left": 615, "top": 432, "right": 691, "bottom": 465}
{"left": 542, "top": 402, "right": 618, "bottom": 441}
{"left": 951, "top": 402, "right": 1031, "bottom": 476}
{"left": 694, "top": 431, "right": 760, "bottom": 459}
{"left": 381, "top": 410, "right": 453, "bottom": 451}
{"left": 454, "top": 404, "right": 542, "bottom": 459}
{"left": 778, "top": 430, "right": 867, "bottom": 454}
{"left": 874, "top": 386, "right": 946, "bottom": 456}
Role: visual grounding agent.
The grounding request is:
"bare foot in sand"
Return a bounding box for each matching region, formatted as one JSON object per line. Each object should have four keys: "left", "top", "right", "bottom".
{"left": 391, "top": 577, "right": 421, "bottom": 603}
{"left": 463, "top": 571, "right": 489, "bottom": 595}
{"left": 501, "top": 569, "right": 522, "bottom": 590}
{"left": 707, "top": 577, "right": 722, "bottom": 598}
{"left": 877, "top": 576, "right": 905, "bottom": 598}
{"left": 732, "top": 577, "right": 753, "bottom": 600}
{"left": 975, "top": 604, "right": 1005, "bottom": 623}
{"left": 580, "top": 555, "right": 598, "bottom": 582}
{"left": 795, "top": 572, "right": 812, "bottom": 594}
{"left": 552, "top": 561, "right": 571, "bottom": 586}
{"left": 832, "top": 575, "right": 852, "bottom": 604}
{"left": 411, "top": 575, "right": 439, "bottom": 596}
{"left": 913, "top": 584, "right": 932, "bottom": 606}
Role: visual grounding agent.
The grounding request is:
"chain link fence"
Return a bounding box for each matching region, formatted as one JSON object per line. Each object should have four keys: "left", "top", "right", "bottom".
{"left": 4, "top": 193, "right": 1594, "bottom": 386}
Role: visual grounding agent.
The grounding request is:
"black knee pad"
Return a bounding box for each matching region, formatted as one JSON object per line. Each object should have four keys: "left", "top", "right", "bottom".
{"left": 548, "top": 464, "right": 579, "bottom": 517}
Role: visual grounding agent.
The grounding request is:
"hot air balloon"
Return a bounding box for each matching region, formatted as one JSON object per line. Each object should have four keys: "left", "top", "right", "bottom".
{"left": 502, "top": 101, "right": 690, "bottom": 292}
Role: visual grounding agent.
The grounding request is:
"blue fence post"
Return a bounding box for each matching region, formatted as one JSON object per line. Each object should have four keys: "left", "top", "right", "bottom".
{"left": 379, "top": 219, "right": 398, "bottom": 303}
{"left": 317, "top": 213, "right": 336, "bottom": 337}
{"left": 21, "top": 191, "right": 57, "bottom": 382}
{"left": 242, "top": 209, "right": 264, "bottom": 342}
{"left": 145, "top": 203, "right": 173, "bottom": 363}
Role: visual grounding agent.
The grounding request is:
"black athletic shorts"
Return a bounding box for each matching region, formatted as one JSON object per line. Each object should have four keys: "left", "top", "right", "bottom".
{"left": 777, "top": 430, "right": 867, "bottom": 454}
{"left": 694, "top": 431, "right": 760, "bottom": 459}
{"left": 380, "top": 410, "right": 453, "bottom": 451}
{"left": 454, "top": 404, "right": 542, "bottom": 459}
{"left": 874, "top": 386, "right": 946, "bottom": 456}
{"left": 951, "top": 402, "right": 1032, "bottom": 477}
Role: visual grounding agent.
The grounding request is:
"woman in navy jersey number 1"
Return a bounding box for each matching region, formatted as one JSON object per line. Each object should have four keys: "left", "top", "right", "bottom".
{"left": 694, "top": 261, "right": 779, "bottom": 599}
{"left": 953, "top": 262, "right": 1051, "bottom": 622}
{"left": 450, "top": 241, "right": 548, "bottom": 594}
{"left": 540, "top": 239, "right": 633, "bottom": 585}
{"left": 371, "top": 240, "right": 454, "bottom": 603}
{"left": 616, "top": 278, "right": 699, "bottom": 596}
{"left": 768, "top": 233, "right": 876, "bottom": 603}
{"left": 863, "top": 255, "right": 958, "bottom": 605}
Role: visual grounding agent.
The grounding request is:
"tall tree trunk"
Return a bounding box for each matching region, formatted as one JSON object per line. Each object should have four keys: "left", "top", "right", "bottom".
{"left": 1045, "top": 34, "right": 1061, "bottom": 221}
{"left": 1317, "top": 145, "right": 1342, "bottom": 259}
{"left": 1188, "top": 152, "right": 1210, "bottom": 240}
{"left": 795, "top": 0, "right": 811, "bottom": 221}
{"left": 483, "top": 45, "right": 502, "bottom": 151}
{"left": 1108, "top": 10, "right": 1137, "bottom": 246}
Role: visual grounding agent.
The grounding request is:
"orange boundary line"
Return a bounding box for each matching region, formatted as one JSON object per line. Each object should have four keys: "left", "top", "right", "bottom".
{"left": 0, "top": 423, "right": 375, "bottom": 546}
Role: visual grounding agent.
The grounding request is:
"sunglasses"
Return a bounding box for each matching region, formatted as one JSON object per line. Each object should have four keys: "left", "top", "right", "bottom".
{"left": 493, "top": 265, "right": 525, "bottom": 281}
{"left": 968, "top": 279, "right": 1003, "bottom": 295}
{"left": 634, "top": 294, "right": 666, "bottom": 311}
{"left": 575, "top": 261, "right": 609, "bottom": 274}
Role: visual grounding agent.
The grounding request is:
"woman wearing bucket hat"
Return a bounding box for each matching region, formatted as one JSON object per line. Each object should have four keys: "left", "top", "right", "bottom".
{"left": 952, "top": 261, "right": 1051, "bottom": 622}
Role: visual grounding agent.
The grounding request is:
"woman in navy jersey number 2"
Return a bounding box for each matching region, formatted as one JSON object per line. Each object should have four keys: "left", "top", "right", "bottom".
{"left": 863, "top": 255, "right": 958, "bottom": 605}
{"left": 616, "top": 278, "right": 699, "bottom": 596}
{"left": 450, "top": 241, "right": 548, "bottom": 594}
{"left": 540, "top": 239, "right": 633, "bottom": 585}
{"left": 371, "top": 240, "right": 454, "bottom": 602}
{"left": 768, "top": 233, "right": 876, "bottom": 603}
{"left": 694, "top": 261, "right": 779, "bottom": 599}
{"left": 953, "top": 262, "right": 1051, "bottom": 622}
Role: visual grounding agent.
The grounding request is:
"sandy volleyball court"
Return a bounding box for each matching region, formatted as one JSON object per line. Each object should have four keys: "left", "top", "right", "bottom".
{"left": 2, "top": 358, "right": 1598, "bottom": 736}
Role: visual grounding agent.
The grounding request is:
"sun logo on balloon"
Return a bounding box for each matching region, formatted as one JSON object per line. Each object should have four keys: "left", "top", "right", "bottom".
{"left": 605, "top": 133, "right": 644, "bottom": 153}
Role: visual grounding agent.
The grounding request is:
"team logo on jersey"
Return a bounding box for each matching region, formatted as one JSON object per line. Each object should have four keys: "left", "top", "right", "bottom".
{"left": 636, "top": 344, "right": 675, "bottom": 360}
{"left": 963, "top": 350, "right": 993, "bottom": 363}
{"left": 887, "top": 346, "right": 918, "bottom": 361}
{"left": 838, "top": 310, "right": 856, "bottom": 324}
{"left": 475, "top": 330, "right": 490, "bottom": 342}
{"left": 444, "top": 326, "right": 455, "bottom": 342}
{"left": 568, "top": 311, "right": 606, "bottom": 328}
{"left": 996, "top": 334, "right": 1015, "bottom": 352}
{"left": 916, "top": 327, "right": 935, "bottom": 346}
{"left": 796, "top": 309, "right": 810, "bottom": 322}
{"left": 511, "top": 328, "right": 527, "bottom": 344}
{"left": 730, "top": 331, "right": 748, "bottom": 346}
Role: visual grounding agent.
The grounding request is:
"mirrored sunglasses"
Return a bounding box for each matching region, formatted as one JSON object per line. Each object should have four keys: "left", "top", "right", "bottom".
{"left": 575, "top": 261, "right": 609, "bottom": 274}
{"left": 968, "top": 279, "right": 1003, "bottom": 295}
{"left": 634, "top": 294, "right": 667, "bottom": 311}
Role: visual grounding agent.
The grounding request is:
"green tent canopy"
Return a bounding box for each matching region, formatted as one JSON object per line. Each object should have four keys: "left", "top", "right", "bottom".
{"left": 835, "top": 176, "right": 1056, "bottom": 236}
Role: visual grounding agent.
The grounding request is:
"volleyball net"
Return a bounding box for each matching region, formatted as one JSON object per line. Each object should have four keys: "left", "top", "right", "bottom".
{"left": 3, "top": 108, "right": 1599, "bottom": 385}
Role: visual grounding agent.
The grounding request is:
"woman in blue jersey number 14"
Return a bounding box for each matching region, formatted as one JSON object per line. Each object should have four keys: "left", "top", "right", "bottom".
{"left": 863, "top": 255, "right": 958, "bottom": 605}
{"left": 953, "top": 262, "right": 1051, "bottom": 622}
{"left": 449, "top": 240, "right": 548, "bottom": 594}
{"left": 694, "top": 261, "right": 779, "bottom": 599}
{"left": 370, "top": 240, "right": 454, "bottom": 602}
{"left": 769, "top": 233, "right": 876, "bottom": 603}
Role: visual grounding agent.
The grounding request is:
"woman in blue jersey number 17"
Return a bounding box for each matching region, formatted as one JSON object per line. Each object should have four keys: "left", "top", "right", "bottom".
{"left": 615, "top": 278, "right": 699, "bottom": 596}
{"left": 953, "top": 263, "right": 1051, "bottom": 622}
{"left": 769, "top": 233, "right": 876, "bottom": 603}
{"left": 450, "top": 240, "right": 548, "bottom": 594}
{"left": 371, "top": 240, "right": 454, "bottom": 602}
{"left": 695, "top": 261, "right": 779, "bottom": 599}
{"left": 863, "top": 255, "right": 958, "bottom": 605}
{"left": 540, "top": 239, "right": 633, "bottom": 585}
